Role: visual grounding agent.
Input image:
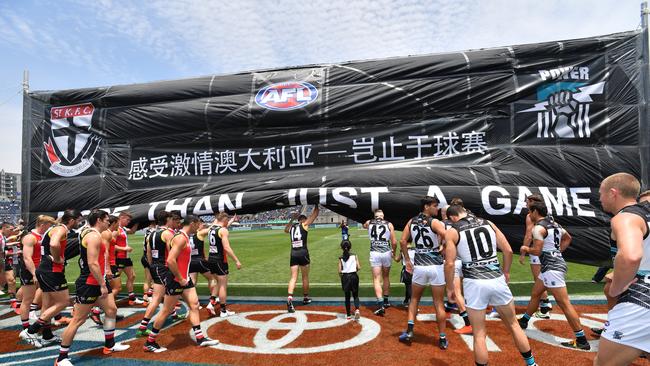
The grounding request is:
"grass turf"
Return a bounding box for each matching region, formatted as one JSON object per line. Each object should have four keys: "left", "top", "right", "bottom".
{"left": 58, "top": 227, "right": 605, "bottom": 297}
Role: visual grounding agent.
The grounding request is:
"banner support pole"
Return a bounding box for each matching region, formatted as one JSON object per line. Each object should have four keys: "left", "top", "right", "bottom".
{"left": 20, "top": 69, "right": 31, "bottom": 224}
{"left": 640, "top": 2, "right": 650, "bottom": 189}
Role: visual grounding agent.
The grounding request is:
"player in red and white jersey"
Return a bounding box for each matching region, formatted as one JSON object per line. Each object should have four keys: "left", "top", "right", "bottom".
{"left": 18, "top": 215, "right": 55, "bottom": 342}
{"left": 55, "top": 209, "right": 130, "bottom": 366}
{"left": 0, "top": 222, "right": 11, "bottom": 296}
{"left": 5, "top": 227, "right": 23, "bottom": 313}
{"left": 20, "top": 210, "right": 82, "bottom": 347}
{"left": 144, "top": 215, "right": 218, "bottom": 353}
{"left": 113, "top": 211, "right": 142, "bottom": 305}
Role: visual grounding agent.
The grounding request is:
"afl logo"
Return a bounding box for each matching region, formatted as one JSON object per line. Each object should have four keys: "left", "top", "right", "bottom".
{"left": 255, "top": 81, "right": 318, "bottom": 111}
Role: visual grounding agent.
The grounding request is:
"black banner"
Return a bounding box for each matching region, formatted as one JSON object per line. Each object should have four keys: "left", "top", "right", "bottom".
{"left": 22, "top": 30, "right": 649, "bottom": 266}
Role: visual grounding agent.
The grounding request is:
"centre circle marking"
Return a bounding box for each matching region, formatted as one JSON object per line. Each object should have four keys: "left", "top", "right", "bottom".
{"left": 197, "top": 310, "right": 381, "bottom": 354}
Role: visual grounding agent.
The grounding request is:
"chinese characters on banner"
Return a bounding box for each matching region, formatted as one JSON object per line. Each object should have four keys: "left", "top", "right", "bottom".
{"left": 128, "top": 130, "right": 487, "bottom": 180}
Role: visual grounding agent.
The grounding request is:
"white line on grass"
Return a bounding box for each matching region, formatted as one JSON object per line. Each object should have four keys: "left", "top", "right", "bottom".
{"left": 117, "top": 280, "right": 593, "bottom": 286}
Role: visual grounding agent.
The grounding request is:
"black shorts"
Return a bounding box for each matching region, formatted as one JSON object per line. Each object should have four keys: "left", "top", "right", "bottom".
{"left": 18, "top": 265, "right": 35, "bottom": 286}
{"left": 290, "top": 251, "right": 310, "bottom": 267}
{"left": 74, "top": 278, "right": 107, "bottom": 304}
{"left": 4, "top": 260, "right": 12, "bottom": 271}
{"left": 341, "top": 272, "right": 359, "bottom": 293}
{"left": 189, "top": 259, "right": 210, "bottom": 274}
{"left": 150, "top": 265, "right": 169, "bottom": 285}
{"left": 140, "top": 256, "right": 150, "bottom": 269}
{"left": 36, "top": 270, "right": 68, "bottom": 292}
{"left": 164, "top": 275, "right": 194, "bottom": 296}
{"left": 116, "top": 258, "right": 133, "bottom": 269}
{"left": 208, "top": 260, "right": 229, "bottom": 276}
{"left": 400, "top": 266, "right": 413, "bottom": 284}
{"left": 109, "top": 265, "right": 119, "bottom": 278}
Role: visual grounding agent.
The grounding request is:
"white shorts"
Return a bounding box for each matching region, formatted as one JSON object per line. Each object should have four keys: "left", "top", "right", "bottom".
{"left": 463, "top": 276, "right": 513, "bottom": 310}
{"left": 454, "top": 259, "right": 463, "bottom": 279}
{"left": 369, "top": 251, "right": 392, "bottom": 268}
{"left": 529, "top": 255, "right": 541, "bottom": 265}
{"left": 602, "top": 302, "right": 650, "bottom": 353}
{"left": 538, "top": 270, "right": 566, "bottom": 288}
{"left": 412, "top": 265, "right": 445, "bottom": 287}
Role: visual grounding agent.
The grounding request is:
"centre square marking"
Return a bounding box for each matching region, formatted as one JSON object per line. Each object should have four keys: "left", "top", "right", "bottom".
{"left": 196, "top": 310, "right": 381, "bottom": 354}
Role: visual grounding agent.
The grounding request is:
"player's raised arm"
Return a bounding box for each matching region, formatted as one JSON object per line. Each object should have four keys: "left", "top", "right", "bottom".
{"left": 304, "top": 206, "right": 320, "bottom": 226}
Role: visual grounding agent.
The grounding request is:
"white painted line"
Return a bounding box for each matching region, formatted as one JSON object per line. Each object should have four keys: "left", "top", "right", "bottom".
{"left": 417, "top": 313, "right": 501, "bottom": 352}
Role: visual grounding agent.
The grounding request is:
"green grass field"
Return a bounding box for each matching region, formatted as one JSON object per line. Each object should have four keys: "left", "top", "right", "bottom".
{"left": 61, "top": 227, "right": 605, "bottom": 297}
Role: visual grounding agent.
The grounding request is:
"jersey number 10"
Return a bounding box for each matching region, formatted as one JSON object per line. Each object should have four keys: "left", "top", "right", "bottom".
{"left": 464, "top": 226, "right": 494, "bottom": 261}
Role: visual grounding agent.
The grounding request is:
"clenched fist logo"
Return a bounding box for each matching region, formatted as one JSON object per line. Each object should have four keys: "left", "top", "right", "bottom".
{"left": 546, "top": 90, "right": 580, "bottom": 138}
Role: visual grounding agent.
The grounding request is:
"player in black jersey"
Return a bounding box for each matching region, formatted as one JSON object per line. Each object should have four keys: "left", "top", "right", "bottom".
{"left": 518, "top": 194, "right": 553, "bottom": 319}
{"left": 398, "top": 196, "right": 449, "bottom": 349}
{"left": 518, "top": 201, "right": 589, "bottom": 350}
{"left": 595, "top": 173, "right": 650, "bottom": 365}
{"left": 189, "top": 221, "right": 217, "bottom": 312}
{"left": 441, "top": 197, "right": 472, "bottom": 334}
{"left": 592, "top": 190, "right": 650, "bottom": 338}
{"left": 444, "top": 205, "right": 537, "bottom": 366}
{"left": 362, "top": 209, "right": 397, "bottom": 315}
{"left": 285, "top": 206, "right": 319, "bottom": 313}
{"left": 141, "top": 221, "right": 156, "bottom": 304}
{"left": 136, "top": 211, "right": 182, "bottom": 337}
{"left": 143, "top": 215, "right": 219, "bottom": 353}
{"left": 204, "top": 212, "right": 241, "bottom": 317}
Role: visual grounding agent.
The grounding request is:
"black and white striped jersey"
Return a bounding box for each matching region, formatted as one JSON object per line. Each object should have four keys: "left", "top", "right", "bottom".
{"left": 367, "top": 219, "right": 391, "bottom": 253}
{"left": 536, "top": 217, "right": 568, "bottom": 274}
{"left": 453, "top": 215, "right": 502, "bottom": 279}
{"left": 143, "top": 226, "right": 156, "bottom": 258}
{"left": 615, "top": 202, "right": 650, "bottom": 309}
{"left": 409, "top": 213, "right": 443, "bottom": 266}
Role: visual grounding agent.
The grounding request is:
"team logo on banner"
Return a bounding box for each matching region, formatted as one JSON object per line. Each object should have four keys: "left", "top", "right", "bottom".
{"left": 255, "top": 81, "right": 319, "bottom": 111}
{"left": 43, "top": 103, "right": 101, "bottom": 177}
{"left": 519, "top": 66, "right": 605, "bottom": 139}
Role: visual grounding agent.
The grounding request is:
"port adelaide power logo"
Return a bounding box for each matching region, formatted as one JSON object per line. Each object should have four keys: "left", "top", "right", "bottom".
{"left": 518, "top": 66, "right": 605, "bottom": 139}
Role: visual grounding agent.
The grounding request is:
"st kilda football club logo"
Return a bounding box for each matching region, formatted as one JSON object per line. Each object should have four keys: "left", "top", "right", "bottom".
{"left": 43, "top": 103, "right": 101, "bottom": 177}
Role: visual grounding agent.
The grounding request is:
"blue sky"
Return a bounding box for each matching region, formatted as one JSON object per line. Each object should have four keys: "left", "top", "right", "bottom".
{"left": 0, "top": 0, "right": 642, "bottom": 173}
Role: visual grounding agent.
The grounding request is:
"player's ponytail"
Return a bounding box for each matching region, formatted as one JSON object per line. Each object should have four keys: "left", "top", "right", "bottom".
{"left": 340, "top": 239, "right": 352, "bottom": 261}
